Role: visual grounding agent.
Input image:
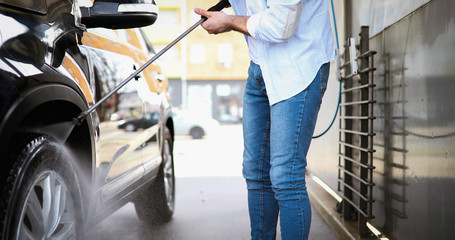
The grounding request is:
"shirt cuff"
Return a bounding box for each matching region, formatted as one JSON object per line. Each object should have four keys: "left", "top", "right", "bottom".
{"left": 246, "top": 13, "right": 261, "bottom": 38}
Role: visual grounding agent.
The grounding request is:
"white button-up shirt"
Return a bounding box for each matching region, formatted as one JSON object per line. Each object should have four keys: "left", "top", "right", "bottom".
{"left": 229, "top": 0, "right": 336, "bottom": 105}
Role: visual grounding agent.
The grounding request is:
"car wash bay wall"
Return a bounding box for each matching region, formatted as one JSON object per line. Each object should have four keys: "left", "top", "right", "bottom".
{"left": 307, "top": 0, "right": 455, "bottom": 239}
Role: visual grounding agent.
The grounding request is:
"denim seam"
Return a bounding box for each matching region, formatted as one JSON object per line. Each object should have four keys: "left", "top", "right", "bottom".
{"left": 260, "top": 189, "right": 264, "bottom": 239}
{"left": 258, "top": 100, "right": 270, "bottom": 240}
{"left": 257, "top": 136, "right": 266, "bottom": 239}
{"left": 300, "top": 91, "right": 309, "bottom": 239}
{"left": 291, "top": 91, "right": 306, "bottom": 182}
{"left": 292, "top": 90, "right": 308, "bottom": 239}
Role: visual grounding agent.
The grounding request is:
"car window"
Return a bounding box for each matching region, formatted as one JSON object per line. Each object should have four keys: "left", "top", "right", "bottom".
{"left": 90, "top": 28, "right": 120, "bottom": 42}
{"left": 116, "top": 29, "right": 131, "bottom": 45}
{"left": 144, "top": 112, "right": 159, "bottom": 120}
{"left": 138, "top": 29, "right": 155, "bottom": 54}
{"left": 134, "top": 29, "right": 149, "bottom": 53}
{"left": 79, "top": 0, "right": 93, "bottom": 7}
{"left": 152, "top": 112, "right": 159, "bottom": 120}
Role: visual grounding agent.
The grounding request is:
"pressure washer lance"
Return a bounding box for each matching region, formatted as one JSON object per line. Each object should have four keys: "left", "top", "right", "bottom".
{"left": 73, "top": 0, "right": 230, "bottom": 126}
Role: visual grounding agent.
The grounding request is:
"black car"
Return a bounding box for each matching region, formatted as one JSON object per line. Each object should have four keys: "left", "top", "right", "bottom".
{"left": 118, "top": 112, "right": 160, "bottom": 132}
{"left": 0, "top": 1, "right": 175, "bottom": 239}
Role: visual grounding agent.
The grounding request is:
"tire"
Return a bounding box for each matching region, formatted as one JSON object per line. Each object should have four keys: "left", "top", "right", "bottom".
{"left": 134, "top": 127, "right": 175, "bottom": 225}
{"left": 190, "top": 127, "right": 204, "bottom": 139}
{"left": 0, "top": 136, "right": 84, "bottom": 240}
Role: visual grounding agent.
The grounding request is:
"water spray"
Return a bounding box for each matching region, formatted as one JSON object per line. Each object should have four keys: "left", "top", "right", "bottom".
{"left": 73, "top": 0, "right": 230, "bottom": 126}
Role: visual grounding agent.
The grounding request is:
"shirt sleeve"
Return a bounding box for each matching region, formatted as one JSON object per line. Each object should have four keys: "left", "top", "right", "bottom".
{"left": 228, "top": 0, "right": 247, "bottom": 16}
{"left": 247, "top": 0, "right": 304, "bottom": 42}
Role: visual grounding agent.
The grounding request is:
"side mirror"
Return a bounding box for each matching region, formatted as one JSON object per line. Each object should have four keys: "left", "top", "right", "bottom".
{"left": 80, "top": 0, "right": 158, "bottom": 29}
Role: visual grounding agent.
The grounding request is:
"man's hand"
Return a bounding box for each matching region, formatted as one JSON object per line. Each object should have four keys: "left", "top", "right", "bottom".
{"left": 194, "top": 8, "right": 232, "bottom": 34}
{"left": 194, "top": 8, "right": 250, "bottom": 36}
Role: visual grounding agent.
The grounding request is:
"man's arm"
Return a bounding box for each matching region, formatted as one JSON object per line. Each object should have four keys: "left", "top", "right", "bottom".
{"left": 194, "top": 8, "right": 250, "bottom": 36}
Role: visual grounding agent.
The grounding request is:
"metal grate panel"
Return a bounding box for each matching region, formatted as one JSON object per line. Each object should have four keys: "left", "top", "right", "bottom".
{"left": 338, "top": 26, "right": 377, "bottom": 237}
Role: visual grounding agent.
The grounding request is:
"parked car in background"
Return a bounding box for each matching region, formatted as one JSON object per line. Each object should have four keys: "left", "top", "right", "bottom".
{"left": 0, "top": 1, "right": 176, "bottom": 239}
{"left": 173, "top": 109, "right": 220, "bottom": 139}
{"left": 118, "top": 112, "right": 160, "bottom": 132}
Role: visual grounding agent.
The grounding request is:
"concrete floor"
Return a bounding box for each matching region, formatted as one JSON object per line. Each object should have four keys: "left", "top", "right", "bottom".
{"left": 85, "top": 125, "right": 341, "bottom": 240}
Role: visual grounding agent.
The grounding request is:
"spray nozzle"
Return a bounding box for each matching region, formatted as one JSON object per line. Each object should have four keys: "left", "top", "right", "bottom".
{"left": 73, "top": 112, "right": 87, "bottom": 126}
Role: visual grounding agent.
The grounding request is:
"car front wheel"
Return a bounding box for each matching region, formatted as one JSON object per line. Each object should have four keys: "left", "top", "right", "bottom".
{"left": 0, "top": 136, "right": 84, "bottom": 240}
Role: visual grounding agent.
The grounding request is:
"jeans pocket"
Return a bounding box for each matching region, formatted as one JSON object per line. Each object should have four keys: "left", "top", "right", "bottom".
{"left": 320, "top": 63, "right": 330, "bottom": 96}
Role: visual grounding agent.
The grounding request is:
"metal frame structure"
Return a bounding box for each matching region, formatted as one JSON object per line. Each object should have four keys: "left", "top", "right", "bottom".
{"left": 338, "top": 26, "right": 377, "bottom": 237}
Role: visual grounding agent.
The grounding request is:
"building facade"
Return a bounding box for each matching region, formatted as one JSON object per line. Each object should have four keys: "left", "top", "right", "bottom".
{"left": 143, "top": 0, "right": 250, "bottom": 123}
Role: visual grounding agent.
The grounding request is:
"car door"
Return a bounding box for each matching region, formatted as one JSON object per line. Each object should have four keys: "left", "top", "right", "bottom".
{"left": 80, "top": 28, "right": 149, "bottom": 203}
{"left": 120, "top": 28, "right": 164, "bottom": 176}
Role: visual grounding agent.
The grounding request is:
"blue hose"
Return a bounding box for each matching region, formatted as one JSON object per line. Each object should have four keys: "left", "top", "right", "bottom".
{"left": 312, "top": 0, "right": 341, "bottom": 139}
{"left": 312, "top": 81, "right": 341, "bottom": 139}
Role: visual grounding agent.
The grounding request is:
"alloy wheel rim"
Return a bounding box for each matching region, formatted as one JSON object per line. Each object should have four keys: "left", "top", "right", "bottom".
{"left": 17, "top": 171, "right": 77, "bottom": 240}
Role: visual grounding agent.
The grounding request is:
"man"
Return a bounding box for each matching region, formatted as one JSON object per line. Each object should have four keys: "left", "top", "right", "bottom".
{"left": 195, "top": 0, "right": 335, "bottom": 239}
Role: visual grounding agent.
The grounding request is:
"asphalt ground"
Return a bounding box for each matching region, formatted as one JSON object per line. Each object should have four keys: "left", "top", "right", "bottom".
{"left": 86, "top": 124, "right": 340, "bottom": 240}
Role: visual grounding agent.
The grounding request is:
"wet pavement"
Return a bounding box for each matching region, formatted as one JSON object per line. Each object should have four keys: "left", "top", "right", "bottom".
{"left": 86, "top": 125, "right": 340, "bottom": 240}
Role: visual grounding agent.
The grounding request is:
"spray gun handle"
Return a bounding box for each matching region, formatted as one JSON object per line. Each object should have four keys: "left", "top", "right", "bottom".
{"left": 201, "top": 0, "right": 231, "bottom": 20}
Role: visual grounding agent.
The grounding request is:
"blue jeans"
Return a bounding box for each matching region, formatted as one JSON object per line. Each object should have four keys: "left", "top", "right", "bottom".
{"left": 242, "top": 61, "right": 329, "bottom": 240}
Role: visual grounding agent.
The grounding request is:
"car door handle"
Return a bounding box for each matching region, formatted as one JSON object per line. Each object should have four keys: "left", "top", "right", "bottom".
{"left": 133, "top": 65, "right": 141, "bottom": 80}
